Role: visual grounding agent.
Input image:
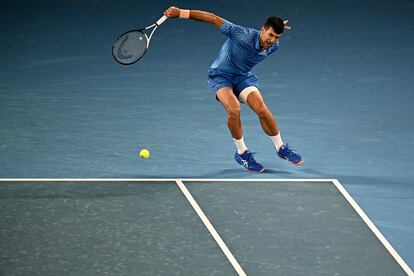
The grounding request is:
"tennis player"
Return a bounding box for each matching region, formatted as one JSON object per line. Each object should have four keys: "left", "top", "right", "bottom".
{"left": 164, "top": 6, "right": 303, "bottom": 172}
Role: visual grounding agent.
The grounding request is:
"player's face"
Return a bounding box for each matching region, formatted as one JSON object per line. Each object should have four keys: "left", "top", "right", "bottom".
{"left": 260, "top": 26, "right": 281, "bottom": 49}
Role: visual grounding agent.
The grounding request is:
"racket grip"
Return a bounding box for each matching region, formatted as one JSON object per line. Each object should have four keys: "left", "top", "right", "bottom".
{"left": 156, "top": 15, "right": 168, "bottom": 26}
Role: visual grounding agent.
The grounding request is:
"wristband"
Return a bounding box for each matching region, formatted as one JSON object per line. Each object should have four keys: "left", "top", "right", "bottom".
{"left": 179, "top": 9, "right": 190, "bottom": 19}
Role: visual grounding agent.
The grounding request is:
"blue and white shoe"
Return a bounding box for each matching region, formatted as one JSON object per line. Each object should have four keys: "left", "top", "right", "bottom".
{"left": 234, "top": 150, "right": 265, "bottom": 172}
{"left": 277, "top": 144, "right": 303, "bottom": 166}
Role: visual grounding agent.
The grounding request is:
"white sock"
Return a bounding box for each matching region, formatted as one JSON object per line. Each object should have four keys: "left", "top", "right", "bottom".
{"left": 233, "top": 136, "right": 248, "bottom": 155}
{"left": 269, "top": 133, "right": 284, "bottom": 151}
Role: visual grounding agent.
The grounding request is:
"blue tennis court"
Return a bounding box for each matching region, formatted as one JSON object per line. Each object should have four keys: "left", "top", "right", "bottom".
{"left": 0, "top": 0, "right": 413, "bottom": 275}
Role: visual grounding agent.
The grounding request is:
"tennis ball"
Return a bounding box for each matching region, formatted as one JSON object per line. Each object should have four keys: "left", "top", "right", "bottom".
{"left": 139, "top": 149, "right": 150, "bottom": 159}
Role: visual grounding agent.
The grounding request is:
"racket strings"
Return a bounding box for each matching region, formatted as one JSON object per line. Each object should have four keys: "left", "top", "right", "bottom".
{"left": 112, "top": 31, "right": 148, "bottom": 65}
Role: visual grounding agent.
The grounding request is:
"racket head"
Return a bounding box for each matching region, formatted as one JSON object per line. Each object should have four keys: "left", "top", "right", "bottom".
{"left": 112, "top": 30, "right": 148, "bottom": 65}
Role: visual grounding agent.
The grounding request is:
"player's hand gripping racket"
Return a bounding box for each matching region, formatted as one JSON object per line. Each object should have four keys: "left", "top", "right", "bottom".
{"left": 112, "top": 15, "right": 168, "bottom": 65}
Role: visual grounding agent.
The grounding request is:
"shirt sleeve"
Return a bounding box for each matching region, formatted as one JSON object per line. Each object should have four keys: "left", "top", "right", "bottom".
{"left": 219, "top": 20, "right": 254, "bottom": 42}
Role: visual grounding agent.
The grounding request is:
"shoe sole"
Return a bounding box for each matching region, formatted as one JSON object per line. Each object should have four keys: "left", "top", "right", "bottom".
{"left": 245, "top": 167, "right": 265, "bottom": 173}
{"left": 239, "top": 163, "right": 265, "bottom": 173}
{"left": 279, "top": 157, "right": 303, "bottom": 166}
{"left": 291, "top": 160, "right": 303, "bottom": 166}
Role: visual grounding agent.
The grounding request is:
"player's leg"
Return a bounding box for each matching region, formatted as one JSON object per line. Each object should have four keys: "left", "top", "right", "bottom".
{"left": 242, "top": 88, "right": 284, "bottom": 150}
{"left": 215, "top": 87, "right": 264, "bottom": 172}
{"left": 235, "top": 76, "right": 283, "bottom": 150}
{"left": 246, "top": 91, "right": 303, "bottom": 165}
{"left": 209, "top": 74, "right": 246, "bottom": 149}
{"left": 208, "top": 74, "right": 264, "bottom": 172}
{"left": 234, "top": 75, "right": 303, "bottom": 166}
{"left": 216, "top": 87, "right": 243, "bottom": 140}
{"left": 245, "top": 90, "right": 279, "bottom": 137}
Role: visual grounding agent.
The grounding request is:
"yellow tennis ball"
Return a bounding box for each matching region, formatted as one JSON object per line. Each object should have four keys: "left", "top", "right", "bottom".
{"left": 139, "top": 149, "right": 150, "bottom": 159}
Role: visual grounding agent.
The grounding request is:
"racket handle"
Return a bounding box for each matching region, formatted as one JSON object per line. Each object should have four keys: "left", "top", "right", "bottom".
{"left": 156, "top": 15, "right": 168, "bottom": 26}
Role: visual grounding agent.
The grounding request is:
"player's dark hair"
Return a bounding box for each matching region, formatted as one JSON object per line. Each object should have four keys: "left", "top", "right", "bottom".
{"left": 264, "top": 16, "right": 284, "bottom": 34}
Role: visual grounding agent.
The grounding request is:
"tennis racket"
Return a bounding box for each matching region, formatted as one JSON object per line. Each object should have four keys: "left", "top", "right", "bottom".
{"left": 112, "top": 15, "right": 168, "bottom": 65}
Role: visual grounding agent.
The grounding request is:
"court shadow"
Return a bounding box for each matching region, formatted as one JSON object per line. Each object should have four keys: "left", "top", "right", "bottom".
{"left": 299, "top": 167, "right": 336, "bottom": 178}
{"left": 300, "top": 167, "right": 325, "bottom": 175}
{"left": 262, "top": 168, "right": 294, "bottom": 175}
{"left": 209, "top": 168, "right": 295, "bottom": 176}
{"left": 125, "top": 167, "right": 294, "bottom": 179}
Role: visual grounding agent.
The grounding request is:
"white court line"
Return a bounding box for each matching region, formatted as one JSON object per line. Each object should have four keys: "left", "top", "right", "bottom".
{"left": 332, "top": 179, "right": 413, "bottom": 276}
{"left": 175, "top": 180, "right": 246, "bottom": 276}
{"left": 0, "top": 178, "right": 336, "bottom": 182}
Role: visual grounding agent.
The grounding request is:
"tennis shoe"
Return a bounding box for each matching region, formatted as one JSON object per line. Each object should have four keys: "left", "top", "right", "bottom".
{"left": 234, "top": 150, "right": 264, "bottom": 172}
{"left": 277, "top": 144, "right": 303, "bottom": 166}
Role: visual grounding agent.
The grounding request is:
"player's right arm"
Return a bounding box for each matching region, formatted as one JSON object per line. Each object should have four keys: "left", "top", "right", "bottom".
{"left": 164, "top": 6, "right": 224, "bottom": 29}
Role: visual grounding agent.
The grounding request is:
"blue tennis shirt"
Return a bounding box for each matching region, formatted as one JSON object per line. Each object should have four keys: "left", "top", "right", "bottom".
{"left": 209, "top": 20, "right": 280, "bottom": 77}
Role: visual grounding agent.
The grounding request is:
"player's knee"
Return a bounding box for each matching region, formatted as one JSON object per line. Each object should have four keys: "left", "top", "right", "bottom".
{"left": 227, "top": 105, "right": 241, "bottom": 118}
{"left": 255, "top": 106, "right": 270, "bottom": 118}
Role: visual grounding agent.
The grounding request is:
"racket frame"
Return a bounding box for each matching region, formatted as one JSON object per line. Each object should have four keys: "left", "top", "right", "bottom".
{"left": 112, "top": 15, "right": 168, "bottom": 65}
